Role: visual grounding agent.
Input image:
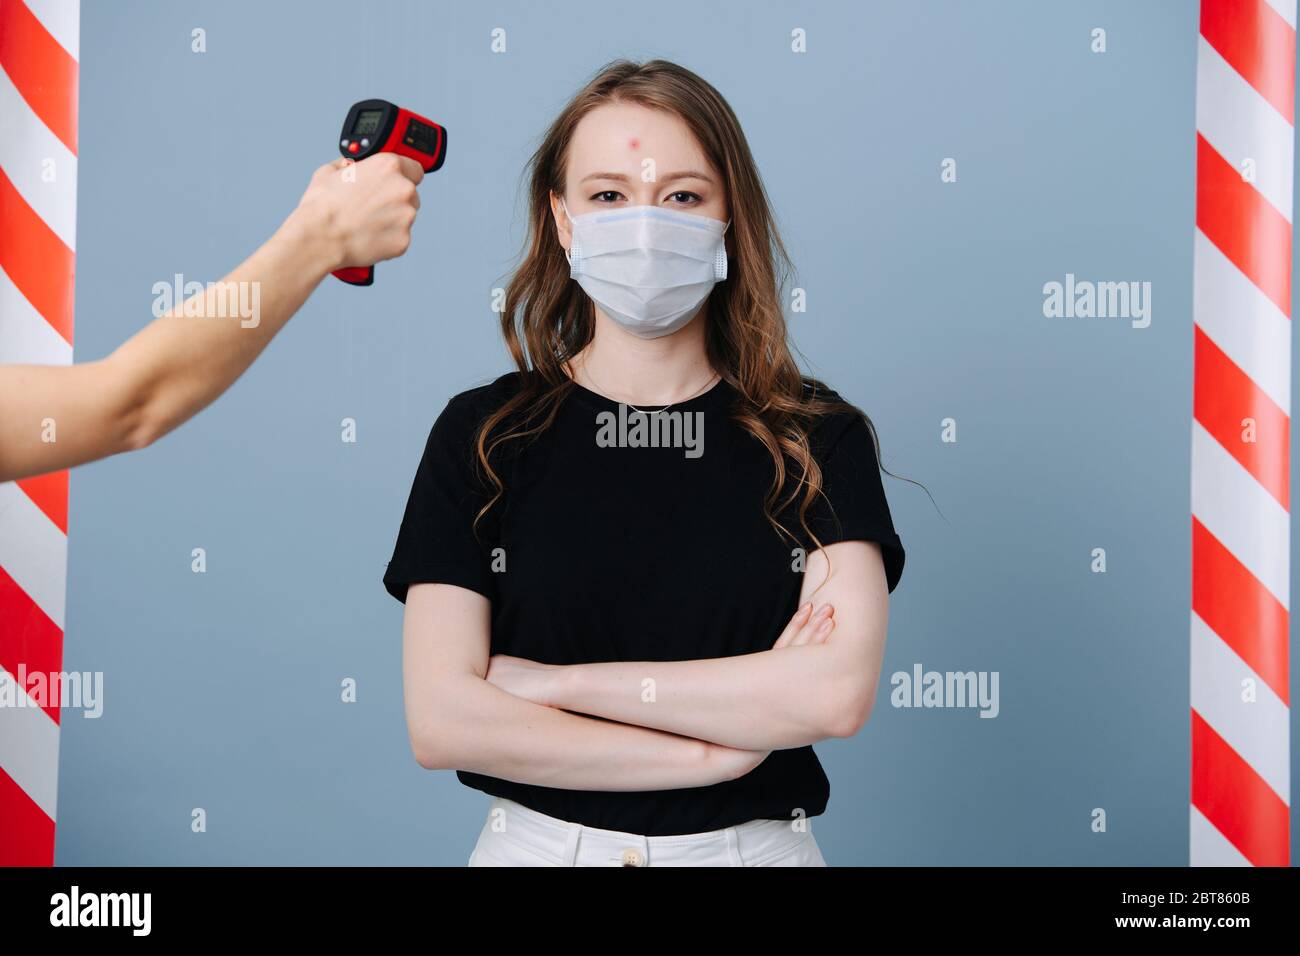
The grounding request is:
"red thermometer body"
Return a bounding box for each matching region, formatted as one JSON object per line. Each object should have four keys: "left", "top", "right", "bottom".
{"left": 333, "top": 99, "right": 447, "bottom": 286}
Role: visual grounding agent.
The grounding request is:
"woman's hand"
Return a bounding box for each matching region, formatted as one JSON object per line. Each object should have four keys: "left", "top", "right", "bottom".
{"left": 287, "top": 152, "right": 425, "bottom": 273}
{"left": 770, "top": 601, "right": 835, "bottom": 649}
{"left": 485, "top": 654, "right": 562, "bottom": 708}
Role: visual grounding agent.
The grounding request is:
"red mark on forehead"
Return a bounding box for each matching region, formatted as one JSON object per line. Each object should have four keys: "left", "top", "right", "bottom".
{"left": 628, "top": 137, "right": 640, "bottom": 149}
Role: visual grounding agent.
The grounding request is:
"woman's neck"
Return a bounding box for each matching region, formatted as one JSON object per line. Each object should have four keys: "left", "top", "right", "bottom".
{"left": 570, "top": 310, "right": 717, "bottom": 406}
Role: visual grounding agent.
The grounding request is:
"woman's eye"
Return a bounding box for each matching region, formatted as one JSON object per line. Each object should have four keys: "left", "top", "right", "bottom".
{"left": 591, "top": 190, "right": 624, "bottom": 203}
{"left": 667, "top": 191, "right": 702, "bottom": 205}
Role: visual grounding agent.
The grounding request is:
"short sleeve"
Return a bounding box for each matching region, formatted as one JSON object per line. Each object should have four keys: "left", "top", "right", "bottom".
{"left": 801, "top": 411, "right": 906, "bottom": 593}
{"left": 382, "top": 396, "right": 499, "bottom": 604}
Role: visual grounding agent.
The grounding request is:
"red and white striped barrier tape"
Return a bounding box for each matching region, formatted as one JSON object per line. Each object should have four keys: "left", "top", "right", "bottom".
{"left": 1191, "top": 0, "right": 1294, "bottom": 867}
{"left": 0, "top": 0, "right": 78, "bottom": 867}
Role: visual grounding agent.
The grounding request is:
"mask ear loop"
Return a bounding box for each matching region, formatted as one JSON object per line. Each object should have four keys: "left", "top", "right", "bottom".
{"left": 559, "top": 196, "right": 579, "bottom": 275}
{"left": 716, "top": 216, "right": 732, "bottom": 280}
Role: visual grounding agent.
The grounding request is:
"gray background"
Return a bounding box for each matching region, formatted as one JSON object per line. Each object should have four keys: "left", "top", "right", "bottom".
{"left": 54, "top": 0, "right": 1295, "bottom": 865}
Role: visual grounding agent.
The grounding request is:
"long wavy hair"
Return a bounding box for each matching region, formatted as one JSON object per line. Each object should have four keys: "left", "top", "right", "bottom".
{"left": 474, "top": 58, "right": 900, "bottom": 564}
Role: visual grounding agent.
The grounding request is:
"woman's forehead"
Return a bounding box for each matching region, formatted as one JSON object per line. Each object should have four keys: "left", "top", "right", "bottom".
{"left": 568, "top": 102, "right": 711, "bottom": 177}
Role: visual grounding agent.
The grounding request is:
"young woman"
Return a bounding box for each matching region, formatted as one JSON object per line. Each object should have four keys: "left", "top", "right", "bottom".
{"left": 383, "top": 59, "right": 905, "bottom": 867}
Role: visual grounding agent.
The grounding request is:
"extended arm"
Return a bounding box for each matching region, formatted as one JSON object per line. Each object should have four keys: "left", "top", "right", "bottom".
{"left": 0, "top": 153, "right": 423, "bottom": 482}
{"left": 490, "top": 540, "right": 890, "bottom": 751}
{"left": 401, "top": 582, "right": 769, "bottom": 790}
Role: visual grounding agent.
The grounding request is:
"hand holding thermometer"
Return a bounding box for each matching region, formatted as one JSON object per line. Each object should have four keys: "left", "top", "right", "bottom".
{"left": 333, "top": 99, "right": 447, "bottom": 286}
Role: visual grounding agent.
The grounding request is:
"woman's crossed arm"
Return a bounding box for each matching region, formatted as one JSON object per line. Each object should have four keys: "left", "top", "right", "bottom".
{"left": 400, "top": 581, "right": 770, "bottom": 789}
{"left": 486, "top": 540, "right": 890, "bottom": 752}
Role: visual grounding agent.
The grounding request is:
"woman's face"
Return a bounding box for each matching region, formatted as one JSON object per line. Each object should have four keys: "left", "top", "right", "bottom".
{"left": 551, "top": 100, "right": 729, "bottom": 253}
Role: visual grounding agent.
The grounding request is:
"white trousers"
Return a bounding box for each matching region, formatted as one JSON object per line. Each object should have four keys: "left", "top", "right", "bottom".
{"left": 467, "top": 796, "right": 828, "bottom": 867}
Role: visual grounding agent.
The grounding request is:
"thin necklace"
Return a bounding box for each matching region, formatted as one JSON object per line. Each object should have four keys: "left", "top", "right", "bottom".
{"left": 578, "top": 362, "right": 720, "bottom": 416}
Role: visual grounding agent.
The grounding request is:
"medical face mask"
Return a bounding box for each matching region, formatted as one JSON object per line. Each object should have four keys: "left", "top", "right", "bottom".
{"left": 562, "top": 198, "right": 730, "bottom": 339}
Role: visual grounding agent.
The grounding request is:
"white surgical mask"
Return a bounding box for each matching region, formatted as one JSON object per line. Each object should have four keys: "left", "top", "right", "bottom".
{"left": 562, "top": 198, "right": 730, "bottom": 339}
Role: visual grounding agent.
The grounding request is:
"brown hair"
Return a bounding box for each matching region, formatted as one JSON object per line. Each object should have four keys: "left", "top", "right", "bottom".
{"left": 474, "top": 58, "right": 897, "bottom": 568}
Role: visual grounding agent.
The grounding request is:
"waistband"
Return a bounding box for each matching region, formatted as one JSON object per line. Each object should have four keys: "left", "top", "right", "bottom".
{"left": 478, "top": 796, "right": 815, "bottom": 867}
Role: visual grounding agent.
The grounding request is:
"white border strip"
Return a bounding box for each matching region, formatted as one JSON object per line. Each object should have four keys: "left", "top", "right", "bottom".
{"left": 1196, "top": 37, "right": 1294, "bottom": 223}
{"left": 20, "top": 0, "right": 80, "bottom": 61}
{"left": 1190, "top": 612, "right": 1290, "bottom": 804}
{"left": 0, "top": 64, "right": 78, "bottom": 251}
{"left": 1190, "top": 422, "right": 1290, "bottom": 610}
{"left": 1193, "top": 231, "right": 1291, "bottom": 415}
{"left": 1262, "top": 0, "right": 1297, "bottom": 30}
{"left": 0, "top": 264, "right": 73, "bottom": 366}
{"left": 0, "top": 665, "right": 60, "bottom": 820}
{"left": 1190, "top": 805, "right": 1254, "bottom": 865}
{"left": 0, "top": 481, "right": 66, "bottom": 630}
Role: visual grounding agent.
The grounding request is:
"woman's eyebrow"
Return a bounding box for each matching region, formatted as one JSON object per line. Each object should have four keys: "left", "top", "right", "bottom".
{"left": 579, "top": 170, "right": 715, "bottom": 185}
{"left": 659, "top": 170, "right": 715, "bottom": 184}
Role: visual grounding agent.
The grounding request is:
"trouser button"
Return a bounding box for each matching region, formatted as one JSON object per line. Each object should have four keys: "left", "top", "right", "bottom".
{"left": 620, "top": 848, "right": 645, "bottom": 867}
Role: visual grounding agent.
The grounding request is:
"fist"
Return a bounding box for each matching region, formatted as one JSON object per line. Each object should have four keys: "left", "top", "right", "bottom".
{"left": 295, "top": 152, "right": 425, "bottom": 271}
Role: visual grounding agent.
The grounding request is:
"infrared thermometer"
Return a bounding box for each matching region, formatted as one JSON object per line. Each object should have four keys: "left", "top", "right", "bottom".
{"left": 332, "top": 99, "right": 447, "bottom": 286}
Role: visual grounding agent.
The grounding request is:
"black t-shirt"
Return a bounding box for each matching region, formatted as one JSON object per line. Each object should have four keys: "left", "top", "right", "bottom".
{"left": 382, "top": 371, "right": 905, "bottom": 836}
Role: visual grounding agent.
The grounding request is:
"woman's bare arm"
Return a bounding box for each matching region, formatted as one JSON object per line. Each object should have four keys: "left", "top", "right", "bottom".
{"left": 487, "top": 540, "right": 890, "bottom": 752}
{"left": 0, "top": 153, "right": 423, "bottom": 483}
{"left": 401, "top": 582, "right": 769, "bottom": 790}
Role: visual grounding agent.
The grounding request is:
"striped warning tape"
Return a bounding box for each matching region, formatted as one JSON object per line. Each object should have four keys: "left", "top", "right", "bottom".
{"left": 0, "top": 0, "right": 78, "bottom": 867}
{"left": 1191, "top": 0, "right": 1294, "bottom": 867}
